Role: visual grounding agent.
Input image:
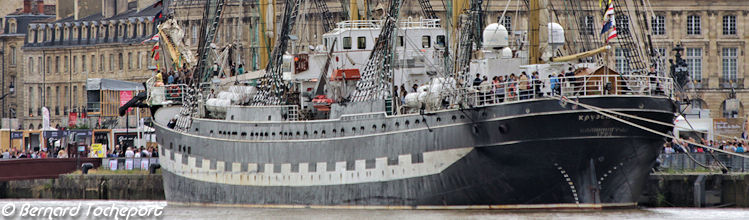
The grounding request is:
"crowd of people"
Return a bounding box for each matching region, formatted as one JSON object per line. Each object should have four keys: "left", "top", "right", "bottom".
{"left": 0, "top": 145, "right": 159, "bottom": 159}
{"left": 393, "top": 68, "right": 581, "bottom": 108}
{"left": 664, "top": 137, "right": 747, "bottom": 154}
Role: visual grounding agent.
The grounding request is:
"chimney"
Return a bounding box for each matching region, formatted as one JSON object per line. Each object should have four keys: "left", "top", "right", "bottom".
{"left": 37, "top": 0, "right": 44, "bottom": 14}
{"left": 23, "top": 0, "right": 32, "bottom": 13}
{"left": 102, "top": 0, "right": 128, "bottom": 18}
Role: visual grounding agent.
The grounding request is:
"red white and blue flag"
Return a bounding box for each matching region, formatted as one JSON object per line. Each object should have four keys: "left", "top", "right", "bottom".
{"left": 141, "top": 34, "right": 159, "bottom": 44}
{"left": 600, "top": 2, "right": 617, "bottom": 43}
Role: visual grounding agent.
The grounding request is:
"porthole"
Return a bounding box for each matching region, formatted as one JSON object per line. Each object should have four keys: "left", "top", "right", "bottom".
{"left": 250, "top": 132, "right": 255, "bottom": 137}
{"left": 296, "top": 131, "right": 301, "bottom": 136}
{"left": 272, "top": 132, "right": 276, "bottom": 136}
{"left": 314, "top": 131, "right": 318, "bottom": 135}
{"left": 415, "top": 120, "right": 420, "bottom": 124}
{"left": 264, "top": 132, "right": 269, "bottom": 136}
{"left": 405, "top": 120, "right": 410, "bottom": 126}
{"left": 304, "top": 131, "right": 309, "bottom": 136}
{"left": 372, "top": 125, "right": 377, "bottom": 130}
{"left": 395, "top": 122, "right": 400, "bottom": 127}
{"left": 360, "top": 126, "right": 365, "bottom": 131}
{"left": 333, "top": 129, "right": 337, "bottom": 133}
{"left": 436, "top": 117, "right": 442, "bottom": 122}
{"left": 451, "top": 115, "right": 457, "bottom": 121}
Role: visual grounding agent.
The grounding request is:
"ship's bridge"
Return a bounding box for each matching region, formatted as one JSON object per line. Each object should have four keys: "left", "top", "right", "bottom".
{"left": 318, "top": 18, "right": 447, "bottom": 87}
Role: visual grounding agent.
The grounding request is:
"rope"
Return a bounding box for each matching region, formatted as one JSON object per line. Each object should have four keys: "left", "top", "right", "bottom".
{"left": 548, "top": 95, "right": 749, "bottom": 159}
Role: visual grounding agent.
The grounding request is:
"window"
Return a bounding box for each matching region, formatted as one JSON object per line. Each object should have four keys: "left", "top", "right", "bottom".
{"left": 342, "top": 37, "right": 351, "bottom": 49}
{"left": 581, "top": 16, "right": 595, "bottom": 35}
{"left": 357, "top": 37, "right": 366, "bottom": 49}
{"left": 137, "top": 52, "right": 142, "bottom": 69}
{"left": 82, "top": 55, "right": 86, "bottom": 72}
{"left": 436, "top": 35, "right": 446, "bottom": 47}
{"left": 397, "top": 36, "right": 404, "bottom": 47}
{"left": 655, "top": 48, "right": 668, "bottom": 75}
{"left": 723, "top": 15, "right": 736, "bottom": 35}
{"left": 687, "top": 15, "right": 701, "bottom": 35}
{"left": 63, "top": 86, "right": 68, "bottom": 114}
{"left": 55, "top": 86, "right": 60, "bottom": 115}
{"left": 191, "top": 25, "right": 197, "bottom": 46}
{"left": 55, "top": 56, "right": 60, "bottom": 73}
{"left": 128, "top": 52, "right": 132, "bottom": 70}
{"left": 27, "top": 57, "right": 33, "bottom": 74}
{"left": 37, "top": 57, "right": 42, "bottom": 74}
{"left": 9, "top": 46, "right": 16, "bottom": 65}
{"left": 100, "top": 55, "right": 105, "bottom": 71}
{"left": 686, "top": 48, "right": 702, "bottom": 81}
{"left": 118, "top": 53, "right": 123, "bottom": 70}
{"left": 91, "top": 55, "right": 95, "bottom": 72}
{"left": 722, "top": 47, "right": 738, "bottom": 81}
{"left": 615, "top": 48, "right": 630, "bottom": 74}
{"left": 73, "top": 86, "right": 78, "bottom": 108}
{"left": 46, "top": 56, "right": 51, "bottom": 73}
{"left": 499, "top": 16, "right": 512, "bottom": 32}
{"left": 109, "top": 54, "right": 114, "bottom": 71}
{"left": 73, "top": 56, "right": 77, "bottom": 73}
{"left": 616, "top": 15, "right": 630, "bottom": 35}
{"left": 64, "top": 56, "right": 69, "bottom": 72}
{"left": 422, "top": 36, "right": 431, "bottom": 48}
{"left": 28, "top": 87, "right": 33, "bottom": 116}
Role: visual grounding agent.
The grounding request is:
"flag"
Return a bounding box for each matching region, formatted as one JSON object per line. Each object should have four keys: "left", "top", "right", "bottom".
{"left": 599, "top": 0, "right": 612, "bottom": 8}
{"left": 154, "top": 51, "right": 160, "bottom": 61}
{"left": 600, "top": 2, "right": 617, "bottom": 43}
{"left": 141, "top": 34, "right": 159, "bottom": 44}
{"left": 151, "top": 43, "right": 159, "bottom": 57}
{"left": 153, "top": 10, "right": 163, "bottom": 22}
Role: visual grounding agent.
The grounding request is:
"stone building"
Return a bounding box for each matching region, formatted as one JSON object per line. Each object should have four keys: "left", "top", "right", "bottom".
{"left": 0, "top": 0, "right": 55, "bottom": 129}
{"left": 20, "top": 0, "right": 161, "bottom": 129}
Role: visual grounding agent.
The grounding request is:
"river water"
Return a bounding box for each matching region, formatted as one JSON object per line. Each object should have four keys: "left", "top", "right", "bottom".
{"left": 0, "top": 200, "right": 747, "bottom": 220}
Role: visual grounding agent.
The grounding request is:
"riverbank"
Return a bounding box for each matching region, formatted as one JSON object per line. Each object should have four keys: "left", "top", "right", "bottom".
{"left": 639, "top": 173, "right": 749, "bottom": 207}
{"left": 0, "top": 173, "right": 163, "bottom": 200}
{"left": 2, "top": 172, "right": 747, "bottom": 208}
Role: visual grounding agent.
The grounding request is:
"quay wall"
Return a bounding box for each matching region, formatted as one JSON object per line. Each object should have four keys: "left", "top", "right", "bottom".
{"left": 0, "top": 174, "right": 164, "bottom": 200}
{"left": 1, "top": 173, "right": 747, "bottom": 208}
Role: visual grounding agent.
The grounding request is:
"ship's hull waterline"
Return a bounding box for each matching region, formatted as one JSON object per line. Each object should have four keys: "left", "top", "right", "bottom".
{"left": 154, "top": 96, "right": 675, "bottom": 208}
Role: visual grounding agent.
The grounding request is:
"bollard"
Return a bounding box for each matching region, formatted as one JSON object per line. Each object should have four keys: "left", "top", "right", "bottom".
{"left": 81, "top": 163, "right": 94, "bottom": 174}
{"left": 149, "top": 163, "right": 161, "bottom": 174}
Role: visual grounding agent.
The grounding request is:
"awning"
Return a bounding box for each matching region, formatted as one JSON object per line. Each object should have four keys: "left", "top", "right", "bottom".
{"left": 87, "top": 78, "right": 145, "bottom": 91}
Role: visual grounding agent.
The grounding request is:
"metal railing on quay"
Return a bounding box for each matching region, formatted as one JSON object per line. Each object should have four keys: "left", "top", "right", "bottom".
{"left": 422, "top": 75, "right": 673, "bottom": 112}
{"left": 101, "top": 157, "right": 160, "bottom": 171}
{"left": 658, "top": 153, "right": 749, "bottom": 172}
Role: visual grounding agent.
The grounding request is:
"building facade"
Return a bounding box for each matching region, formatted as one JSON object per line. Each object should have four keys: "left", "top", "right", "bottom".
{"left": 20, "top": 0, "right": 160, "bottom": 129}
{"left": 0, "top": 0, "right": 55, "bottom": 129}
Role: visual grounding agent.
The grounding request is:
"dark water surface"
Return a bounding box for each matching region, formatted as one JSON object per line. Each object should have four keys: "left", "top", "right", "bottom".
{"left": 1, "top": 200, "right": 747, "bottom": 219}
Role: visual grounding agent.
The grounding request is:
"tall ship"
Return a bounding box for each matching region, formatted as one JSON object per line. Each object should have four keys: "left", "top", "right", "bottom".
{"left": 145, "top": 0, "right": 677, "bottom": 208}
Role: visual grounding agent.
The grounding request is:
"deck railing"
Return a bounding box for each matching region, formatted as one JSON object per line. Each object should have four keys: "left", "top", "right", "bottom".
{"left": 418, "top": 75, "right": 673, "bottom": 112}
{"left": 658, "top": 153, "right": 749, "bottom": 172}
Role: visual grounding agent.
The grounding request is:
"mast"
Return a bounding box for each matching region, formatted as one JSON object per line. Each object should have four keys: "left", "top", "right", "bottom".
{"left": 528, "top": 0, "right": 541, "bottom": 64}
{"left": 350, "top": 0, "right": 360, "bottom": 20}
{"left": 258, "top": 0, "right": 275, "bottom": 70}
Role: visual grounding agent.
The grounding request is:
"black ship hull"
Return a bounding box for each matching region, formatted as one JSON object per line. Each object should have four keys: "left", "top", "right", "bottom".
{"left": 154, "top": 96, "right": 675, "bottom": 208}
